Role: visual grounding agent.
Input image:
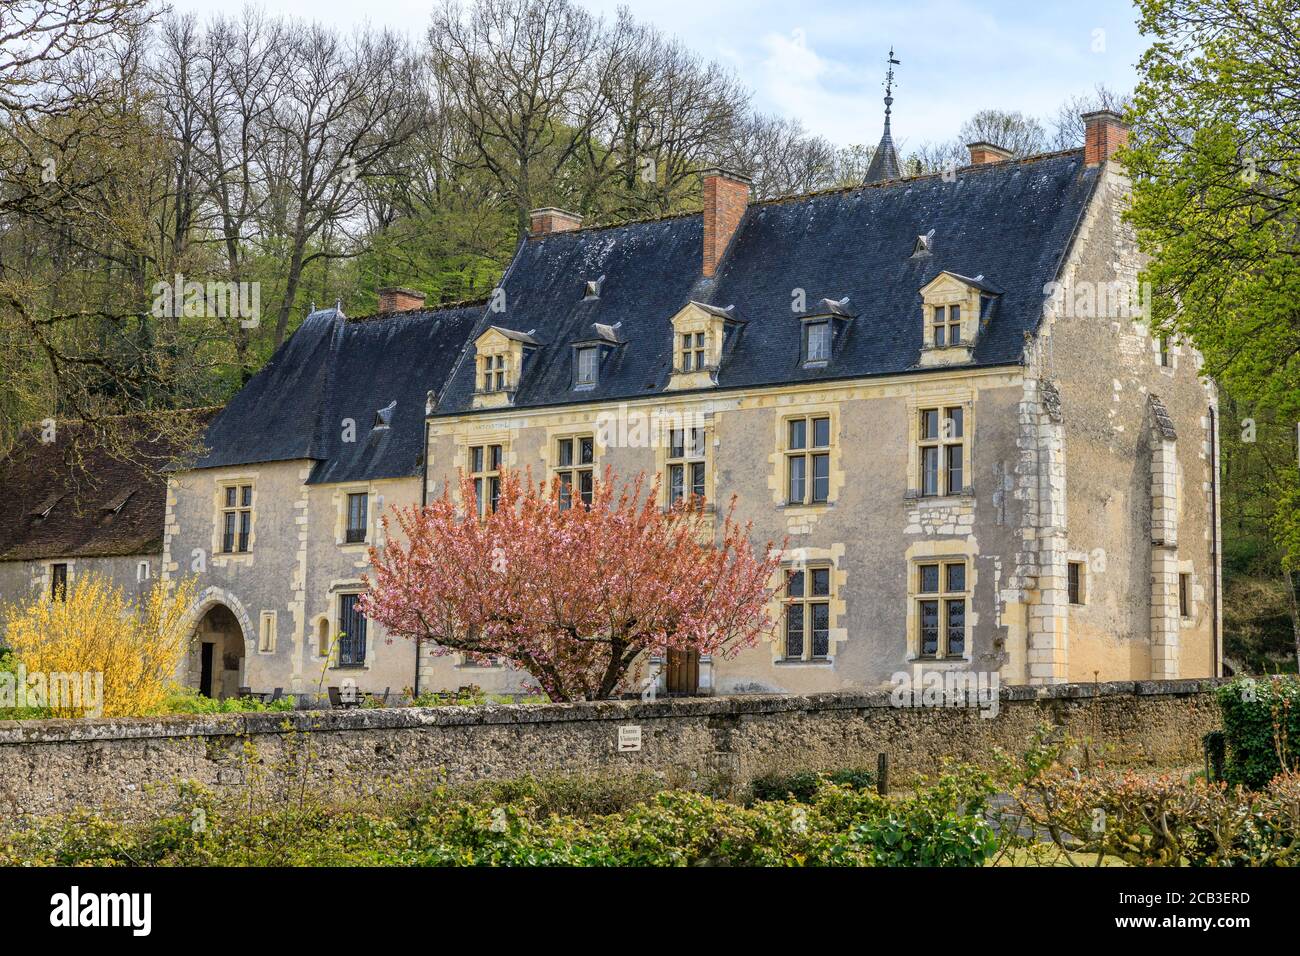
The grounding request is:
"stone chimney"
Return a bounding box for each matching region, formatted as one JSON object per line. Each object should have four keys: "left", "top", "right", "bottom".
{"left": 377, "top": 287, "right": 426, "bottom": 314}
{"left": 701, "top": 168, "right": 751, "bottom": 278}
{"left": 1083, "top": 110, "right": 1129, "bottom": 167}
{"left": 967, "top": 141, "right": 1013, "bottom": 166}
{"left": 529, "top": 207, "right": 583, "bottom": 235}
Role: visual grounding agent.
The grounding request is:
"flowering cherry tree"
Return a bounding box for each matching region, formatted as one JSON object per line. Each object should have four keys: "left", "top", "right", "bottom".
{"left": 361, "top": 469, "right": 782, "bottom": 701}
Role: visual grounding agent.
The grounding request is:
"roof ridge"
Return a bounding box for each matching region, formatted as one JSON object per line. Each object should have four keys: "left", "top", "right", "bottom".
{"left": 343, "top": 295, "right": 492, "bottom": 324}
{"left": 753, "top": 147, "right": 1087, "bottom": 208}
{"left": 518, "top": 148, "right": 1088, "bottom": 237}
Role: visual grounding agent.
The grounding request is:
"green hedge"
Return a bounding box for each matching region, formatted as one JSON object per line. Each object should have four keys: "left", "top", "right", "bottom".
{"left": 750, "top": 768, "right": 875, "bottom": 803}
{"left": 0, "top": 771, "right": 999, "bottom": 868}
{"left": 1216, "top": 675, "right": 1300, "bottom": 788}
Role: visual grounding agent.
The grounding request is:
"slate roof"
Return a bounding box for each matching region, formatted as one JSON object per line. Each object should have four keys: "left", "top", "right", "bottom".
{"left": 0, "top": 410, "right": 214, "bottom": 562}
{"left": 434, "top": 149, "right": 1100, "bottom": 416}
{"left": 194, "top": 303, "right": 480, "bottom": 483}
{"left": 863, "top": 114, "right": 903, "bottom": 184}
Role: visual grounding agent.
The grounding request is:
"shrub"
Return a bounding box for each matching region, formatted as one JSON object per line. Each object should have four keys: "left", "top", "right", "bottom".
{"left": 1, "top": 574, "right": 197, "bottom": 717}
{"left": 1217, "top": 675, "right": 1300, "bottom": 788}
{"left": 157, "top": 687, "right": 296, "bottom": 714}
{"left": 0, "top": 768, "right": 1005, "bottom": 868}
{"left": 998, "top": 726, "right": 1300, "bottom": 866}
{"left": 750, "top": 767, "right": 875, "bottom": 803}
{"left": 454, "top": 773, "right": 664, "bottom": 817}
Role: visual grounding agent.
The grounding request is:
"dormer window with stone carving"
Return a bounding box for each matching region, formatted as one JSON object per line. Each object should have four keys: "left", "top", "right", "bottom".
{"left": 917, "top": 272, "right": 999, "bottom": 367}
{"left": 681, "top": 332, "right": 707, "bottom": 371}
{"left": 665, "top": 301, "right": 742, "bottom": 392}
{"left": 932, "top": 303, "right": 961, "bottom": 346}
{"left": 472, "top": 326, "right": 540, "bottom": 409}
{"left": 480, "top": 353, "right": 508, "bottom": 392}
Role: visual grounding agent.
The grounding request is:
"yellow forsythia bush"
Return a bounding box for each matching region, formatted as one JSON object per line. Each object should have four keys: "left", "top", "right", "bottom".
{"left": 2, "top": 573, "right": 197, "bottom": 717}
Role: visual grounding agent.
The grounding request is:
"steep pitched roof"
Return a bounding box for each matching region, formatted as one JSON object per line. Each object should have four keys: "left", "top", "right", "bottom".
{"left": 0, "top": 410, "right": 214, "bottom": 562}
{"left": 434, "top": 150, "right": 1099, "bottom": 415}
{"left": 194, "top": 303, "right": 480, "bottom": 483}
{"left": 862, "top": 117, "right": 902, "bottom": 184}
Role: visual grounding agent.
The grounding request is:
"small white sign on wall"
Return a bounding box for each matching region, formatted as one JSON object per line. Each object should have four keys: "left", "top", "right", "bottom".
{"left": 617, "top": 725, "right": 642, "bottom": 753}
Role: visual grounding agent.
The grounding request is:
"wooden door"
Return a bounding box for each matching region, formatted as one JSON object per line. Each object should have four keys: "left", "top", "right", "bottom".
{"left": 665, "top": 648, "right": 699, "bottom": 695}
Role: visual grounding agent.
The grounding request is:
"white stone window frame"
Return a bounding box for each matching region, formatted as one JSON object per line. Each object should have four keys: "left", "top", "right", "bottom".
{"left": 213, "top": 476, "right": 257, "bottom": 562}
{"left": 466, "top": 440, "right": 507, "bottom": 518}
{"left": 767, "top": 545, "right": 848, "bottom": 666}
{"left": 1066, "top": 551, "right": 1090, "bottom": 606}
{"left": 665, "top": 424, "right": 708, "bottom": 507}
{"left": 779, "top": 561, "right": 835, "bottom": 663}
{"left": 551, "top": 431, "right": 598, "bottom": 510}
{"left": 334, "top": 485, "right": 376, "bottom": 550}
{"left": 904, "top": 540, "right": 978, "bottom": 666}
{"left": 782, "top": 412, "right": 834, "bottom": 507}
{"left": 906, "top": 392, "right": 974, "bottom": 501}
{"left": 258, "top": 609, "right": 277, "bottom": 654}
{"left": 329, "top": 583, "right": 373, "bottom": 671}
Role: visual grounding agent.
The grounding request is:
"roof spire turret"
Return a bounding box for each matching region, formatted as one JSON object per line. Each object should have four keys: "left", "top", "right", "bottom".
{"left": 863, "top": 47, "right": 903, "bottom": 184}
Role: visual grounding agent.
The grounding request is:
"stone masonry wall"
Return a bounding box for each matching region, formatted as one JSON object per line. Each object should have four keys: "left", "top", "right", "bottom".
{"left": 0, "top": 680, "right": 1222, "bottom": 819}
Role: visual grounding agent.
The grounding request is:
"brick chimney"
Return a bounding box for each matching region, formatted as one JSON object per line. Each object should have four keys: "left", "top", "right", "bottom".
{"left": 701, "top": 168, "right": 751, "bottom": 278}
{"left": 377, "top": 287, "right": 426, "bottom": 314}
{"left": 1083, "top": 110, "right": 1129, "bottom": 166}
{"left": 967, "top": 141, "right": 1013, "bottom": 166}
{"left": 529, "top": 207, "right": 583, "bottom": 235}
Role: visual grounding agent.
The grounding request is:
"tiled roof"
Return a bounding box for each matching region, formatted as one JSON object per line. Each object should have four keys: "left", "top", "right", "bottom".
{"left": 0, "top": 410, "right": 215, "bottom": 562}
{"left": 434, "top": 149, "right": 1100, "bottom": 415}
{"left": 193, "top": 303, "right": 481, "bottom": 483}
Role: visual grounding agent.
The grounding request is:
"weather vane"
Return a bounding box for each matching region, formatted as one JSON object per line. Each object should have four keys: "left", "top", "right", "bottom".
{"left": 884, "top": 47, "right": 900, "bottom": 116}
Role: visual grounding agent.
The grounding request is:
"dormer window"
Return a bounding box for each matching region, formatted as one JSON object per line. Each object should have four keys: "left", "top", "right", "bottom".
{"left": 472, "top": 326, "right": 541, "bottom": 408}
{"left": 481, "top": 354, "right": 508, "bottom": 392}
{"left": 570, "top": 324, "right": 621, "bottom": 390}
{"left": 805, "top": 321, "right": 832, "bottom": 363}
{"left": 29, "top": 493, "right": 63, "bottom": 520}
{"left": 932, "top": 304, "right": 961, "bottom": 346}
{"left": 665, "top": 302, "right": 742, "bottom": 392}
{"left": 797, "top": 297, "right": 853, "bottom": 368}
{"left": 680, "top": 332, "right": 707, "bottom": 372}
{"left": 576, "top": 346, "right": 599, "bottom": 386}
{"left": 918, "top": 272, "right": 1000, "bottom": 368}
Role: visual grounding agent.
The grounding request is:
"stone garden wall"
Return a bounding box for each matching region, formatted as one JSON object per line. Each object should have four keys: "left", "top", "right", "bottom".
{"left": 0, "top": 679, "right": 1224, "bottom": 818}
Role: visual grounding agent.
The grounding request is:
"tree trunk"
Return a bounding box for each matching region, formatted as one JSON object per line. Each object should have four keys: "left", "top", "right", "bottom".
{"left": 1287, "top": 569, "right": 1300, "bottom": 673}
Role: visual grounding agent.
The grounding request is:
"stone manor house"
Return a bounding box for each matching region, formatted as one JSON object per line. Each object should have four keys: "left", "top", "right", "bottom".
{"left": 1, "top": 106, "right": 1223, "bottom": 701}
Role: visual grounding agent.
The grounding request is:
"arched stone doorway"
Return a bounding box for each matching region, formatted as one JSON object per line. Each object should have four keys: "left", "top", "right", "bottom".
{"left": 192, "top": 604, "right": 246, "bottom": 699}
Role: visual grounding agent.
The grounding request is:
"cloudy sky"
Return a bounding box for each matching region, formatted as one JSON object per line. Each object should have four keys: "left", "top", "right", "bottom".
{"left": 166, "top": 0, "right": 1145, "bottom": 148}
